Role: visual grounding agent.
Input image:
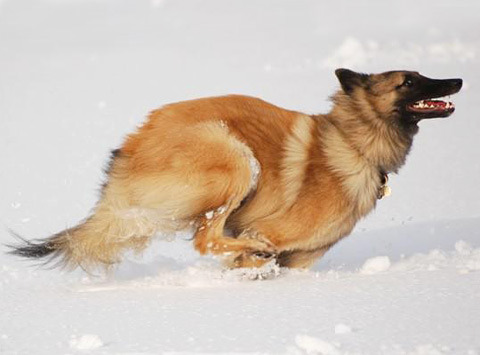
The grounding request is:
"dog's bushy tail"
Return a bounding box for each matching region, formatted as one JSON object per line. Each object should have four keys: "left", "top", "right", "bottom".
{"left": 6, "top": 205, "right": 157, "bottom": 271}
{"left": 6, "top": 223, "right": 89, "bottom": 270}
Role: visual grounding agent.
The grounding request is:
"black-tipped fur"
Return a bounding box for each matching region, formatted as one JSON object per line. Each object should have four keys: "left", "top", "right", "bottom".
{"left": 6, "top": 231, "right": 57, "bottom": 259}
{"left": 335, "top": 68, "right": 369, "bottom": 94}
{"left": 103, "top": 148, "right": 121, "bottom": 176}
{"left": 99, "top": 148, "right": 121, "bottom": 195}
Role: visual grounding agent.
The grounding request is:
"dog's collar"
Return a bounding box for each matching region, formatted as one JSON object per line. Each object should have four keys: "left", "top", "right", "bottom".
{"left": 378, "top": 173, "right": 391, "bottom": 200}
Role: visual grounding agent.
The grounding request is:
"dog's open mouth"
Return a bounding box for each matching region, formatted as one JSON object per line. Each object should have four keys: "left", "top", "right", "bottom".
{"left": 406, "top": 96, "right": 455, "bottom": 116}
{"left": 405, "top": 94, "right": 457, "bottom": 120}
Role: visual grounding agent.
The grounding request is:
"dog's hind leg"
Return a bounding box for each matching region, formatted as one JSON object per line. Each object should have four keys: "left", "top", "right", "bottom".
{"left": 125, "top": 120, "right": 274, "bottom": 259}
{"left": 189, "top": 127, "right": 275, "bottom": 259}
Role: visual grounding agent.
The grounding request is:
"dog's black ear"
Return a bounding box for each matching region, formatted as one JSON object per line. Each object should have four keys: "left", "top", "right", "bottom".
{"left": 335, "top": 68, "right": 368, "bottom": 94}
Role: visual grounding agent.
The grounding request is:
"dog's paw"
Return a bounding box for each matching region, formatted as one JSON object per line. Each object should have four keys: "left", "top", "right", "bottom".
{"left": 224, "top": 248, "right": 277, "bottom": 269}
{"left": 236, "top": 230, "right": 276, "bottom": 251}
{"left": 251, "top": 251, "right": 276, "bottom": 259}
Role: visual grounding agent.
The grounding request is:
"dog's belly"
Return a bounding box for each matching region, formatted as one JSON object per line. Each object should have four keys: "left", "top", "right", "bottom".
{"left": 228, "top": 171, "right": 378, "bottom": 254}
{"left": 228, "top": 192, "right": 358, "bottom": 253}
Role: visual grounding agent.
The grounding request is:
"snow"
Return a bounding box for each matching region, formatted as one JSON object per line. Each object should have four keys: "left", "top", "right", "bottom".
{"left": 1, "top": 0, "right": 480, "bottom": 354}
{"left": 322, "top": 37, "right": 477, "bottom": 69}
{"left": 334, "top": 324, "right": 352, "bottom": 335}
{"left": 359, "top": 256, "right": 391, "bottom": 275}
{"left": 204, "top": 211, "right": 214, "bottom": 220}
{"left": 294, "top": 335, "right": 341, "bottom": 355}
{"left": 69, "top": 334, "right": 104, "bottom": 351}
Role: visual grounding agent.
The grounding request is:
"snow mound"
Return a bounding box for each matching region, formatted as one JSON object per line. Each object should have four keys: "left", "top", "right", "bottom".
{"left": 455, "top": 240, "right": 473, "bottom": 255}
{"left": 359, "top": 256, "right": 391, "bottom": 275}
{"left": 389, "top": 240, "right": 480, "bottom": 274}
{"left": 295, "top": 335, "right": 341, "bottom": 355}
{"left": 69, "top": 334, "right": 103, "bottom": 351}
{"left": 323, "top": 36, "right": 476, "bottom": 69}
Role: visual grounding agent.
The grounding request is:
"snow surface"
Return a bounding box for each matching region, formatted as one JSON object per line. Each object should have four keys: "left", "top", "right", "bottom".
{"left": 1, "top": 0, "right": 480, "bottom": 354}
{"left": 359, "top": 256, "right": 391, "bottom": 275}
{"left": 69, "top": 334, "right": 104, "bottom": 351}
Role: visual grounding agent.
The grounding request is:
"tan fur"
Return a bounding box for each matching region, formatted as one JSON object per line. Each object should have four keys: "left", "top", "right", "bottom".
{"left": 32, "top": 71, "right": 428, "bottom": 271}
{"left": 281, "top": 114, "right": 316, "bottom": 209}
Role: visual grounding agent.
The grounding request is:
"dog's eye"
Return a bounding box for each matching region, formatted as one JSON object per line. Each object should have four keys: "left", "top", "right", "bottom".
{"left": 402, "top": 78, "right": 413, "bottom": 87}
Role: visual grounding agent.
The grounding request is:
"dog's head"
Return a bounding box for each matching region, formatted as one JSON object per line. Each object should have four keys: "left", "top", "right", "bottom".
{"left": 334, "top": 68, "right": 462, "bottom": 128}
{"left": 330, "top": 69, "right": 462, "bottom": 172}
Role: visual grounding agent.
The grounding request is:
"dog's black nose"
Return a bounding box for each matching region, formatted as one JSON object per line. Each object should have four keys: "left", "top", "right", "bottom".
{"left": 450, "top": 78, "right": 463, "bottom": 90}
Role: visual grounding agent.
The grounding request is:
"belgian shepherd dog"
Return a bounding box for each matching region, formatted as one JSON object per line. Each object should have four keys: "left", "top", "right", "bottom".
{"left": 8, "top": 69, "right": 462, "bottom": 271}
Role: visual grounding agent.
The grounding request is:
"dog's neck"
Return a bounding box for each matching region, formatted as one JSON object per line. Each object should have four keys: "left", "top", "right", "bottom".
{"left": 324, "top": 91, "right": 415, "bottom": 174}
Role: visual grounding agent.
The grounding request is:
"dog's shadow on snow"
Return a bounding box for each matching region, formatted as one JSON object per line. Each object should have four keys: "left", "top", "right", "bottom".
{"left": 108, "top": 217, "right": 479, "bottom": 281}
{"left": 313, "top": 217, "right": 480, "bottom": 272}
{"left": 113, "top": 255, "right": 188, "bottom": 281}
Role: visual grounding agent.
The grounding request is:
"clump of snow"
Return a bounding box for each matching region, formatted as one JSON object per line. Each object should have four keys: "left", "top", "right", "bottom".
{"left": 322, "top": 37, "right": 376, "bottom": 69}
{"left": 204, "top": 210, "right": 214, "bottom": 220}
{"left": 247, "top": 153, "right": 261, "bottom": 191}
{"left": 359, "top": 256, "right": 391, "bottom": 275}
{"left": 229, "top": 259, "right": 282, "bottom": 281}
{"left": 334, "top": 323, "right": 352, "bottom": 335}
{"left": 295, "top": 335, "right": 341, "bottom": 355}
{"left": 453, "top": 240, "right": 480, "bottom": 274}
{"left": 69, "top": 334, "right": 103, "bottom": 350}
{"left": 455, "top": 240, "right": 473, "bottom": 255}
{"left": 385, "top": 241, "right": 480, "bottom": 275}
{"left": 97, "top": 101, "right": 106, "bottom": 110}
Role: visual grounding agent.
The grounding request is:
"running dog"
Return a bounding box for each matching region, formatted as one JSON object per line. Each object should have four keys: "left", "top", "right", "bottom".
{"left": 9, "top": 69, "right": 462, "bottom": 271}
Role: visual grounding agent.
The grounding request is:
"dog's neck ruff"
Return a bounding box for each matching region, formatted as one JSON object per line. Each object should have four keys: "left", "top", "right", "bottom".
{"left": 323, "top": 114, "right": 393, "bottom": 188}
{"left": 328, "top": 92, "right": 414, "bottom": 175}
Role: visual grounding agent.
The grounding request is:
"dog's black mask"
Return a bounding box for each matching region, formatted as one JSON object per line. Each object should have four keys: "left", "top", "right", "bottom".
{"left": 397, "top": 73, "right": 462, "bottom": 122}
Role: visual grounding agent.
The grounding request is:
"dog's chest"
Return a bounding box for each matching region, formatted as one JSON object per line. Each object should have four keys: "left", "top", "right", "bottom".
{"left": 305, "top": 169, "right": 382, "bottom": 249}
